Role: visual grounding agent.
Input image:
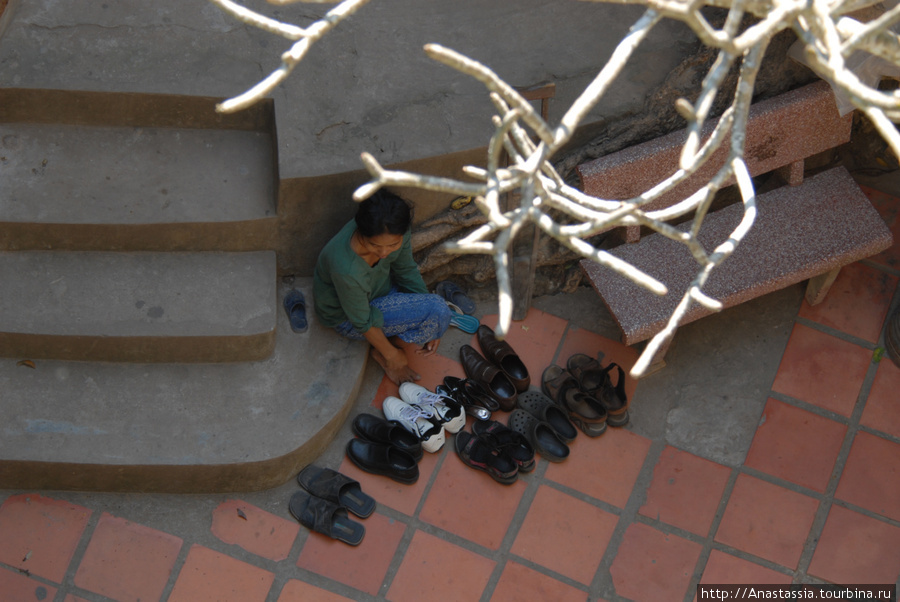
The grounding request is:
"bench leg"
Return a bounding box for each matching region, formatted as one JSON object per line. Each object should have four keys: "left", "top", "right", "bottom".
{"left": 624, "top": 225, "right": 641, "bottom": 243}
{"left": 640, "top": 335, "right": 673, "bottom": 377}
{"left": 776, "top": 159, "right": 805, "bottom": 186}
{"left": 805, "top": 267, "right": 841, "bottom": 306}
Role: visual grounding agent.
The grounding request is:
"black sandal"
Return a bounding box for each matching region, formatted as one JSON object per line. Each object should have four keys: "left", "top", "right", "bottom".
{"left": 297, "top": 465, "right": 376, "bottom": 518}
{"left": 455, "top": 431, "right": 519, "bottom": 484}
{"left": 472, "top": 419, "right": 535, "bottom": 472}
{"left": 597, "top": 362, "right": 629, "bottom": 427}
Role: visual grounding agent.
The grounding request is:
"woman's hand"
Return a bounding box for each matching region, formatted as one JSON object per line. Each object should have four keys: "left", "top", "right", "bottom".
{"left": 419, "top": 338, "right": 441, "bottom": 356}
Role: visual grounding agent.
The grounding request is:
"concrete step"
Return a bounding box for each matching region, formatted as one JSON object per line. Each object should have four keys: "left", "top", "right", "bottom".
{"left": 0, "top": 123, "right": 277, "bottom": 251}
{"left": 0, "top": 278, "right": 369, "bottom": 493}
{"left": 0, "top": 250, "right": 277, "bottom": 363}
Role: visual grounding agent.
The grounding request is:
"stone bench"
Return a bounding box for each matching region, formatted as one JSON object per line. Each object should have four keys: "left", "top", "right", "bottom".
{"left": 576, "top": 80, "right": 852, "bottom": 243}
{"left": 575, "top": 82, "right": 893, "bottom": 372}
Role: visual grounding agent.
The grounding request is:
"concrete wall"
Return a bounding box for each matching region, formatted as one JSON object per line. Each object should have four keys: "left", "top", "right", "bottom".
{"left": 0, "top": 0, "right": 772, "bottom": 277}
{"left": 0, "top": 0, "right": 698, "bottom": 175}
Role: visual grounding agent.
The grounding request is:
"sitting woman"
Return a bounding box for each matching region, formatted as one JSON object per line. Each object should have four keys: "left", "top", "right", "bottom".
{"left": 313, "top": 189, "right": 452, "bottom": 384}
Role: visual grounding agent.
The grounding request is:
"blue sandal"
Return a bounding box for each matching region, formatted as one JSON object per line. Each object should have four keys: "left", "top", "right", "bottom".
{"left": 436, "top": 280, "right": 476, "bottom": 315}
{"left": 448, "top": 306, "right": 480, "bottom": 334}
{"left": 283, "top": 289, "right": 308, "bottom": 333}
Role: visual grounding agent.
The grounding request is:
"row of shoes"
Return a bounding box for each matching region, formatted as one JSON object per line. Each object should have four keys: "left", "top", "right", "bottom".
{"left": 450, "top": 351, "right": 631, "bottom": 483}
{"left": 344, "top": 382, "right": 468, "bottom": 483}
{"left": 288, "top": 465, "right": 376, "bottom": 546}
{"left": 343, "top": 323, "right": 630, "bottom": 486}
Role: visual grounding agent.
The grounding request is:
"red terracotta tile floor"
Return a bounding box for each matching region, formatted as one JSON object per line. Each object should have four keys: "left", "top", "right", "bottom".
{"left": 1, "top": 185, "right": 899, "bottom": 601}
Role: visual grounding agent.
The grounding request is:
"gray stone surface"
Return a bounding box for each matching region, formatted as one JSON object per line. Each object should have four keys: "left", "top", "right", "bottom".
{"left": 0, "top": 123, "right": 275, "bottom": 224}
{"left": 0, "top": 0, "right": 698, "bottom": 178}
{"left": 0, "top": 250, "right": 275, "bottom": 338}
{"left": 632, "top": 285, "right": 803, "bottom": 466}
{"left": 0, "top": 277, "right": 367, "bottom": 468}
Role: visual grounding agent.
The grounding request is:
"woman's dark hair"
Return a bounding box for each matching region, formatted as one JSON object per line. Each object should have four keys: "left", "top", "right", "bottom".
{"left": 355, "top": 189, "right": 412, "bottom": 237}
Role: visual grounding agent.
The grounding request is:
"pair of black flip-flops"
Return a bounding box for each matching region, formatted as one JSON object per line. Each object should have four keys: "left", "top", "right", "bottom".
{"left": 289, "top": 465, "right": 375, "bottom": 546}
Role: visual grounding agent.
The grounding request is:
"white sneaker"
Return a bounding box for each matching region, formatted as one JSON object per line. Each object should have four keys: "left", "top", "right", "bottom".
{"left": 399, "top": 382, "right": 466, "bottom": 434}
{"left": 382, "top": 396, "right": 446, "bottom": 453}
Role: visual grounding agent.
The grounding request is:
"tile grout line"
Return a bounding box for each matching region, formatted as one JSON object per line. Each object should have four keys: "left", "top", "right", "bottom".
{"left": 159, "top": 537, "right": 194, "bottom": 602}
{"left": 762, "top": 290, "right": 898, "bottom": 585}
{"left": 476, "top": 321, "right": 593, "bottom": 601}
{"left": 682, "top": 292, "right": 837, "bottom": 596}
{"left": 266, "top": 517, "right": 312, "bottom": 602}
{"left": 371, "top": 442, "right": 451, "bottom": 601}
{"left": 52, "top": 504, "right": 102, "bottom": 602}
{"left": 794, "top": 297, "right": 891, "bottom": 582}
{"left": 589, "top": 438, "right": 666, "bottom": 601}
{"left": 477, "top": 462, "right": 550, "bottom": 602}
{"left": 794, "top": 316, "right": 879, "bottom": 350}
{"left": 0, "top": 560, "right": 64, "bottom": 602}
{"left": 680, "top": 464, "right": 743, "bottom": 602}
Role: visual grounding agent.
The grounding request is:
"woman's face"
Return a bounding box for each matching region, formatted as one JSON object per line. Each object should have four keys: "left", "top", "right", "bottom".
{"left": 360, "top": 232, "right": 403, "bottom": 259}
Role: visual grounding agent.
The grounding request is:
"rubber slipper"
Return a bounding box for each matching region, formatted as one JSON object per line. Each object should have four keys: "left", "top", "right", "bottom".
{"left": 516, "top": 390, "right": 578, "bottom": 443}
{"left": 455, "top": 431, "right": 518, "bottom": 484}
{"left": 289, "top": 490, "right": 365, "bottom": 546}
{"left": 435, "top": 280, "right": 476, "bottom": 315}
{"left": 283, "top": 289, "right": 308, "bottom": 333}
{"left": 542, "top": 365, "right": 607, "bottom": 437}
{"left": 297, "top": 465, "right": 376, "bottom": 518}
{"left": 508, "top": 409, "right": 569, "bottom": 462}
{"left": 448, "top": 308, "right": 480, "bottom": 334}
{"left": 472, "top": 419, "right": 535, "bottom": 472}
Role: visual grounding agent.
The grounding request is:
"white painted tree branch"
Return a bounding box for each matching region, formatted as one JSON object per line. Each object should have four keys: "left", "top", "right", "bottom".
{"left": 211, "top": 0, "right": 900, "bottom": 376}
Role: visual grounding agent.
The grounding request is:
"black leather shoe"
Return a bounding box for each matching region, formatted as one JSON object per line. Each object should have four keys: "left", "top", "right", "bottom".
{"left": 346, "top": 439, "right": 419, "bottom": 484}
{"left": 352, "top": 413, "right": 423, "bottom": 461}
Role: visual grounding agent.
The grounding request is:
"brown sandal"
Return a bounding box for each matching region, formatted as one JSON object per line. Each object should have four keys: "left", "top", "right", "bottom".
{"left": 565, "top": 353, "right": 606, "bottom": 394}
{"left": 540, "top": 365, "right": 607, "bottom": 437}
{"left": 567, "top": 354, "right": 629, "bottom": 427}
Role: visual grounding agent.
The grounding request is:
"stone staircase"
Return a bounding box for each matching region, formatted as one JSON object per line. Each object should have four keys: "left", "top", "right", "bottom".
{"left": 0, "top": 91, "right": 368, "bottom": 493}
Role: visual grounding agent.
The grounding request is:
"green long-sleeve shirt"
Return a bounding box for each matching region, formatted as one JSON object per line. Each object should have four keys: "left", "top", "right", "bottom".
{"left": 313, "top": 220, "right": 429, "bottom": 332}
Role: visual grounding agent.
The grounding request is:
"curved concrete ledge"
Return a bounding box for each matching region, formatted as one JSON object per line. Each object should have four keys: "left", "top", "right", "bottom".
{"left": 0, "top": 251, "right": 277, "bottom": 363}
{"left": 0, "top": 218, "right": 279, "bottom": 253}
{"left": 0, "top": 279, "right": 369, "bottom": 493}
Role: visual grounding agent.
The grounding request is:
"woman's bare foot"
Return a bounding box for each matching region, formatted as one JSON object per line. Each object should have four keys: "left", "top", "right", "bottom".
{"left": 370, "top": 348, "right": 420, "bottom": 384}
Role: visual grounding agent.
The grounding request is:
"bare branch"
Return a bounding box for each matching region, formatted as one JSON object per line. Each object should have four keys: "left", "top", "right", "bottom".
{"left": 210, "top": 0, "right": 900, "bottom": 376}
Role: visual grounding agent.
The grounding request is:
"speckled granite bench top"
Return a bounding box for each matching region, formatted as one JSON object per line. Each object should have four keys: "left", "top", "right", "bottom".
{"left": 576, "top": 81, "right": 852, "bottom": 215}
{"left": 580, "top": 166, "right": 893, "bottom": 345}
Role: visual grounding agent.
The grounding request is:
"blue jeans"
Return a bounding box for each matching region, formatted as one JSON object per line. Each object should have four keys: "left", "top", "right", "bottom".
{"left": 334, "top": 290, "right": 451, "bottom": 346}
